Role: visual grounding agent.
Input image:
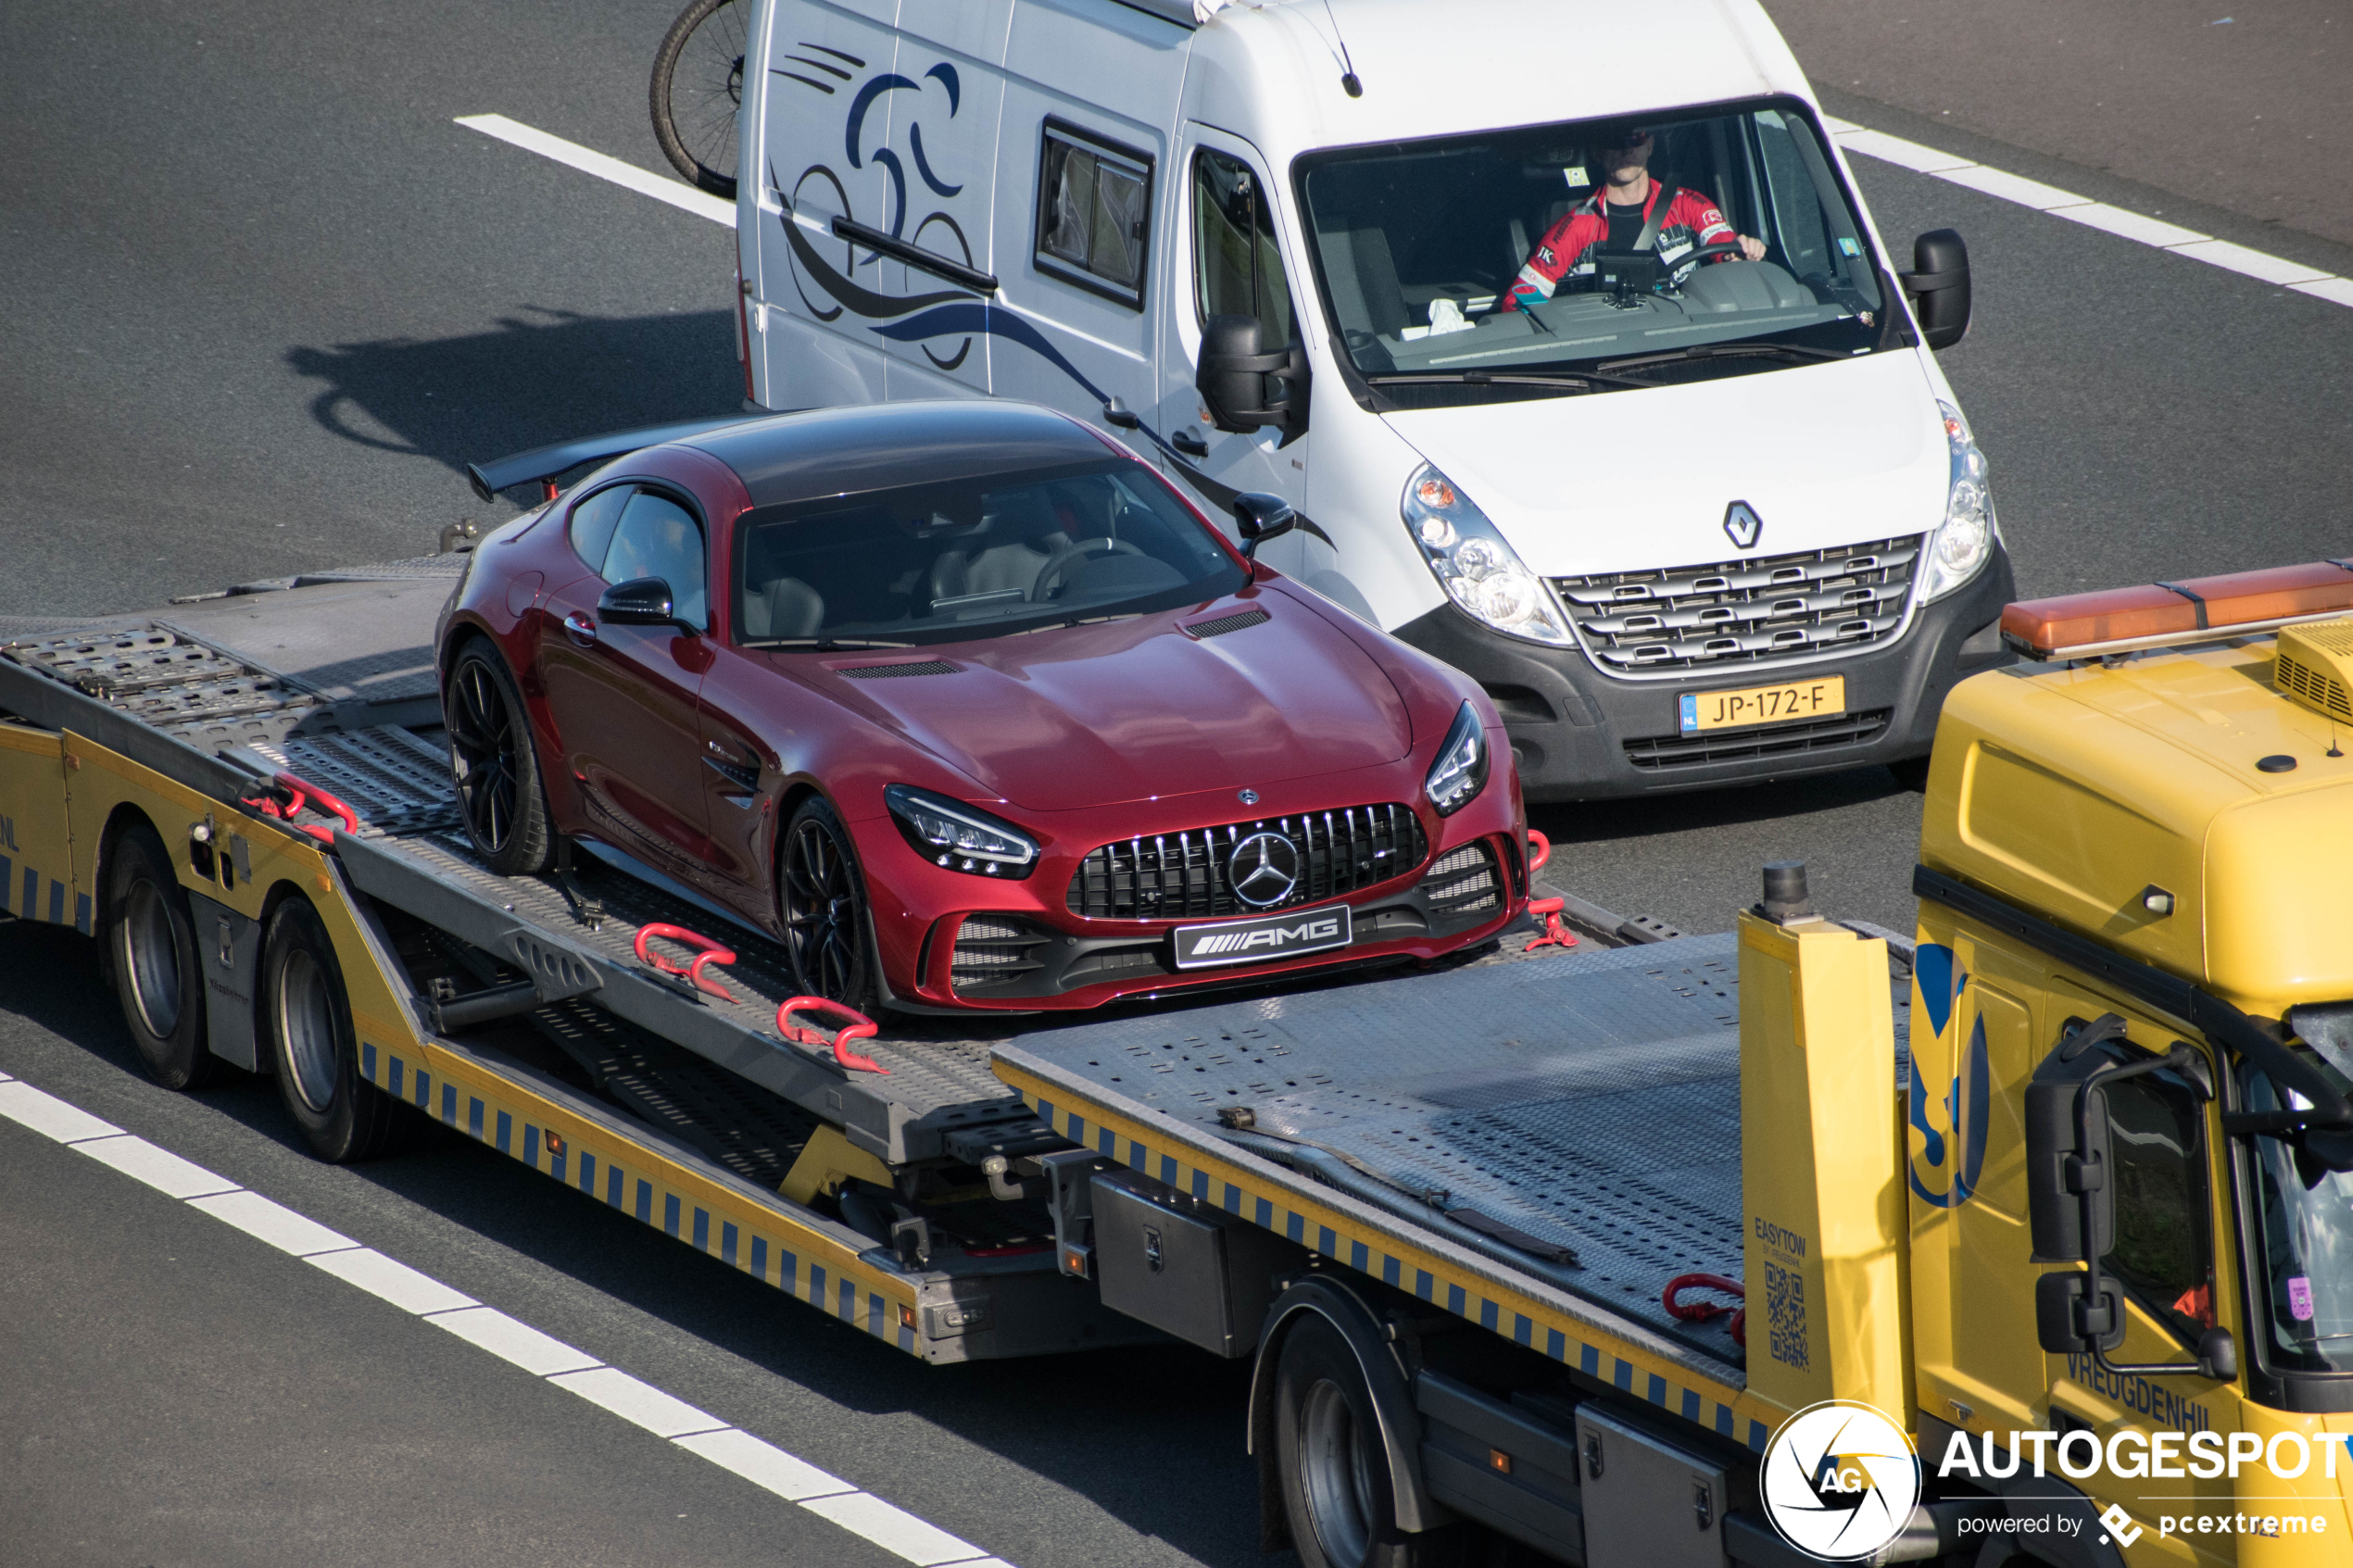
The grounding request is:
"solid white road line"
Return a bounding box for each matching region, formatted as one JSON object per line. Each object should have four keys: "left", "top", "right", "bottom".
{"left": 0, "top": 1073, "right": 1014, "bottom": 1567}
{"left": 455, "top": 114, "right": 735, "bottom": 227}
{"left": 1819, "top": 115, "right": 2351, "bottom": 307}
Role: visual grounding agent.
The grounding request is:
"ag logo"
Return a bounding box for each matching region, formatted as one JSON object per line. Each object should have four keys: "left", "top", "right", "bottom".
{"left": 1907, "top": 943, "right": 1990, "bottom": 1210}
{"left": 1761, "top": 1400, "right": 1921, "bottom": 1562}
{"left": 1723, "top": 500, "right": 1764, "bottom": 550}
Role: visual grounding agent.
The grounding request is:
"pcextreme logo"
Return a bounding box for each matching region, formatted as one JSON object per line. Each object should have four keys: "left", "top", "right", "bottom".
{"left": 1907, "top": 943, "right": 1989, "bottom": 1209}
{"left": 1761, "top": 1400, "right": 1922, "bottom": 1562}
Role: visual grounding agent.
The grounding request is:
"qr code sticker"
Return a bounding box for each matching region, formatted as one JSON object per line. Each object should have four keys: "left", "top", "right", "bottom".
{"left": 1766, "top": 1261, "right": 1808, "bottom": 1370}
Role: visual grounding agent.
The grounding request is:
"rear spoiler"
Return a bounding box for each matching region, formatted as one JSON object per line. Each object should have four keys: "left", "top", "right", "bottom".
{"left": 465, "top": 414, "right": 767, "bottom": 504}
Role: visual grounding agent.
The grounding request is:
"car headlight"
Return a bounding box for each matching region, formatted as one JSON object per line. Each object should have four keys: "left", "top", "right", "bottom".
{"left": 1921, "top": 401, "right": 1995, "bottom": 602}
{"left": 883, "top": 784, "right": 1039, "bottom": 878}
{"left": 1425, "top": 700, "right": 1491, "bottom": 817}
{"left": 1403, "top": 464, "right": 1575, "bottom": 646}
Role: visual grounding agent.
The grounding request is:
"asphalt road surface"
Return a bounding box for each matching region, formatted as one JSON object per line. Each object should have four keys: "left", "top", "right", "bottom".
{"left": 3, "top": 2, "right": 2350, "bottom": 1563}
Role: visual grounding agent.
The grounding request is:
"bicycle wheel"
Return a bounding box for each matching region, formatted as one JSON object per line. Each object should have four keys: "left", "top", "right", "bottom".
{"left": 650, "top": 0, "right": 747, "bottom": 199}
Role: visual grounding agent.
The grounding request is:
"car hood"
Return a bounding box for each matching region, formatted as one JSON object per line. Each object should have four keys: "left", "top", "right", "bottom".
{"left": 803, "top": 592, "right": 1416, "bottom": 811}
{"left": 1381, "top": 352, "right": 1948, "bottom": 576}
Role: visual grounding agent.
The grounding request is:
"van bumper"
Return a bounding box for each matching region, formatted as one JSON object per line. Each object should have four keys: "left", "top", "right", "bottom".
{"left": 1390, "top": 544, "right": 2016, "bottom": 803}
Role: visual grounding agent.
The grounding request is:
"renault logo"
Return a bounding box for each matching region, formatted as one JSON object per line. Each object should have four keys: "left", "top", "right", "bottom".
{"left": 1227, "top": 832, "right": 1301, "bottom": 908}
{"left": 1723, "top": 500, "right": 1764, "bottom": 550}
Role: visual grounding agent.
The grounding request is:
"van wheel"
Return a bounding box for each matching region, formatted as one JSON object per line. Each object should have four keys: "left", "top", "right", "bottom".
{"left": 265, "top": 897, "right": 401, "bottom": 1162}
{"left": 103, "top": 822, "right": 215, "bottom": 1089}
{"left": 777, "top": 796, "right": 881, "bottom": 1017}
{"left": 446, "top": 641, "right": 557, "bottom": 875}
{"left": 1276, "top": 1316, "right": 1464, "bottom": 1568}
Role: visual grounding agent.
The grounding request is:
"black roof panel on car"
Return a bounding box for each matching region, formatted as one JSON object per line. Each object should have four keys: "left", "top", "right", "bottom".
{"left": 688, "top": 401, "right": 1117, "bottom": 509}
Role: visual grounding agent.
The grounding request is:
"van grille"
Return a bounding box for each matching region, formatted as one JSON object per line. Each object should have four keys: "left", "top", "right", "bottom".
{"left": 1065, "top": 804, "right": 1427, "bottom": 920}
{"left": 1624, "top": 709, "right": 1893, "bottom": 769}
{"left": 1554, "top": 536, "right": 1922, "bottom": 674}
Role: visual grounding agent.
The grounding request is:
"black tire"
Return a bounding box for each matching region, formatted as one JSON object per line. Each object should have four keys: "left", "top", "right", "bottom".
{"left": 649, "top": 0, "right": 746, "bottom": 199}
{"left": 777, "top": 796, "right": 882, "bottom": 1016}
{"left": 1888, "top": 755, "right": 1933, "bottom": 794}
{"left": 103, "top": 822, "right": 215, "bottom": 1090}
{"left": 264, "top": 897, "right": 402, "bottom": 1162}
{"left": 445, "top": 641, "right": 557, "bottom": 876}
{"left": 1275, "top": 1317, "right": 1464, "bottom": 1568}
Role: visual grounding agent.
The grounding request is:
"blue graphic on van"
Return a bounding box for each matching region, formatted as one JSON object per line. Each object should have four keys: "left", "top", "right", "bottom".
{"left": 1908, "top": 942, "right": 1990, "bottom": 1209}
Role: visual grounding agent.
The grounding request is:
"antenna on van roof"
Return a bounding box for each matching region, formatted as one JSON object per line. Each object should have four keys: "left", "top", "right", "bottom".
{"left": 1318, "top": 0, "right": 1364, "bottom": 96}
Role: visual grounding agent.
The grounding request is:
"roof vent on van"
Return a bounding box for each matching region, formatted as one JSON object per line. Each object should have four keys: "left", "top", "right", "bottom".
{"left": 2273, "top": 620, "right": 2353, "bottom": 722}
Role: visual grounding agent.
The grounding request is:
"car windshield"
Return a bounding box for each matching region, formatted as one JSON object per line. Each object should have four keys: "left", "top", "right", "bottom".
{"left": 1297, "top": 99, "right": 1889, "bottom": 402}
{"left": 2241, "top": 1047, "right": 2353, "bottom": 1376}
{"left": 733, "top": 458, "right": 1246, "bottom": 647}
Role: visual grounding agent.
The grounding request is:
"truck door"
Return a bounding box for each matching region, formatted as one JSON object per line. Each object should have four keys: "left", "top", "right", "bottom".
{"left": 1155, "top": 127, "right": 1311, "bottom": 546}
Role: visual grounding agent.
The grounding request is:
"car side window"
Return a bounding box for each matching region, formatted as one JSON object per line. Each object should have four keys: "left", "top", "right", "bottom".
{"left": 1034, "top": 120, "right": 1153, "bottom": 308}
{"left": 2102, "top": 1063, "right": 2216, "bottom": 1347}
{"left": 567, "top": 483, "right": 634, "bottom": 573}
{"left": 602, "top": 489, "right": 708, "bottom": 630}
{"left": 1193, "top": 148, "right": 1294, "bottom": 349}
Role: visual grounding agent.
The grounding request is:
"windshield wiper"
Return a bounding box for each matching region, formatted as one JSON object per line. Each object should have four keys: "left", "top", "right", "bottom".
{"left": 741, "top": 637, "right": 914, "bottom": 650}
{"left": 1367, "top": 369, "right": 1657, "bottom": 392}
{"left": 1596, "top": 342, "right": 1852, "bottom": 375}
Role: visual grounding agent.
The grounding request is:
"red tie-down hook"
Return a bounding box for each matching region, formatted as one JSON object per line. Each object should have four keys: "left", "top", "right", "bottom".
{"left": 632, "top": 923, "right": 738, "bottom": 1002}
{"left": 242, "top": 771, "right": 361, "bottom": 845}
{"left": 1520, "top": 831, "right": 1577, "bottom": 952}
{"left": 776, "top": 997, "right": 889, "bottom": 1074}
{"left": 1526, "top": 828, "right": 1552, "bottom": 875}
{"left": 1664, "top": 1273, "right": 1746, "bottom": 1348}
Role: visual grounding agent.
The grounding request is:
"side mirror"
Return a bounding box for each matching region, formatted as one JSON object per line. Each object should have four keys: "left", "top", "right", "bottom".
{"left": 598, "top": 577, "right": 677, "bottom": 626}
{"left": 2024, "top": 1061, "right": 2112, "bottom": 1263}
{"left": 2035, "top": 1269, "right": 2124, "bottom": 1355}
{"left": 1901, "top": 230, "right": 1971, "bottom": 351}
{"left": 1232, "top": 492, "right": 1296, "bottom": 559}
{"left": 1196, "top": 314, "right": 1310, "bottom": 445}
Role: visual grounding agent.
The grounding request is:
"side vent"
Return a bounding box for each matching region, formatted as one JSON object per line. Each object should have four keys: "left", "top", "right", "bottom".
{"left": 2274, "top": 619, "right": 2353, "bottom": 722}
{"left": 838, "top": 660, "right": 959, "bottom": 680}
{"left": 1182, "top": 608, "right": 1270, "bottom": 640}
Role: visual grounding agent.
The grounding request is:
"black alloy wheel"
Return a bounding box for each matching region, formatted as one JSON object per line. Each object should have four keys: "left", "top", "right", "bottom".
{"left": 445, "top": 643, "right": 555, "bottom": 876}
{"left": 103, "top": 822, "right": 216, "bottom": 1090}
{"left": 778, "top": 796, "right": 880, "bottom": 1014}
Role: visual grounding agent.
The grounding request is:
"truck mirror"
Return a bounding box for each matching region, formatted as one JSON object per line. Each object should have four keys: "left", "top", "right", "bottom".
{"left": 2023, "top": 1021, "right": 2119, "bottom": 1262}
{"left": 2196, "top": 1326, "right": 2237, "bottom": 1382}
{"left": 2034, "top": 1269, "right": 2124, "bottom": 1355}
{"left": 1901, "top": 230, "right": 1971, "bottom": 351}
{"left": 598, "top": 577, "right": 677, "bottom": 626}
{"left": 1196, "top": 315, "right": 1309, "bottom": 444}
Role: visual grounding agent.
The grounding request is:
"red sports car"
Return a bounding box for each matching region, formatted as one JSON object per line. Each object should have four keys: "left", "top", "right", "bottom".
{"left": 436, "top": 401, "right": 1527, "bottom": 1013}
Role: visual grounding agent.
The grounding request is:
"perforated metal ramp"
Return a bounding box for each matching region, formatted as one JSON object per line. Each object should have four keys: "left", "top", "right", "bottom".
{"left": 1006, "top": 937, "right": 1910, "bottom": 1349}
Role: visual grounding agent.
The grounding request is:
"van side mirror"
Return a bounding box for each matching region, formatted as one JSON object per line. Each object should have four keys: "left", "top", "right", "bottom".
{"left": 598, "top": 577, "right": 677, "bottom": 626}
{"left": 1232, "top": 493, "right": 1296, "bottom": 559}
{"left": 1197, "top": 315, "right": 1310, "bottom": 445}
{"left": 1901, "top": 230, "right": 1971, "bottom": 351}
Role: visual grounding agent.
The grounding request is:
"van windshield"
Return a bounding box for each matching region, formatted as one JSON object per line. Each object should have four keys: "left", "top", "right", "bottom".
{"left": 1297, "top": 101, "right": 1891, "bottom": 401}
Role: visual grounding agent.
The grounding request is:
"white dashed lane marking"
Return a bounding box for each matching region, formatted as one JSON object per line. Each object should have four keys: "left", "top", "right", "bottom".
{"left": 0, "top": 1074, "right": 1014, "bottom": 1567}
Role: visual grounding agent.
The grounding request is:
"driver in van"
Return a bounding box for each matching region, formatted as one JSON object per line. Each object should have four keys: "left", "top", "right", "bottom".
{"left": 1495, "top": 128, "right": 1767, "bottom": 313}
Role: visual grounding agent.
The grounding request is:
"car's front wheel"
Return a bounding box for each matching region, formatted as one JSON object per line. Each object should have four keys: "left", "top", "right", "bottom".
{"left": 777, "top": 796, "right": 882, "bottom": 1016}
{"left": 445, "top": 640, "right": 556, "bottom": 876}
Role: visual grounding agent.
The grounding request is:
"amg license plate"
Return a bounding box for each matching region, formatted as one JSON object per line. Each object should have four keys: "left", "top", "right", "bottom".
{"left": 1678, "top": 675, "right": 1846, "bottom": 734}
{"left": 1173, "top": 904, "right": 1353, "bottom": 970}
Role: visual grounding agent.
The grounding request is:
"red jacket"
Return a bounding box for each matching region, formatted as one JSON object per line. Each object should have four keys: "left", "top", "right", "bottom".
{"left": 1500, "top": 182, "right": 1737, "bottom": 310}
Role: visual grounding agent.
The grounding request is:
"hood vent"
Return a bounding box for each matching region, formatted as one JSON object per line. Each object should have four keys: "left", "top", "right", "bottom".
{"left": 2274, "top": 620, "right": 2353, "bottom": 722}
{"left": 1182, "top": 608, "right": 1270, "bottom": 640}
{"left": 838, "top": 660, "right": 959, "bottom": 680}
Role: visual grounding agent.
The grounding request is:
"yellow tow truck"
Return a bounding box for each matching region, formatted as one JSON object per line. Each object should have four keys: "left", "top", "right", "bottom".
{"left": 6, "top": 549, "right": 2353, "bottom": 1567}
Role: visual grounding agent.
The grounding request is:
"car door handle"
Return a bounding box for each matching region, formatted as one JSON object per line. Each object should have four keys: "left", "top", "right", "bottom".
{"left": 1173, "top": 429, "right": 1210, "bottom": 457}
{"left": 563, "top": 611, "right": 597, "bottom": 646}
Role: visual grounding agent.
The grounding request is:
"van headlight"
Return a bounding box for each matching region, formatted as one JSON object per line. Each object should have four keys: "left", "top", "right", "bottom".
{"left": 1922, "top": 401, "right": 1995, "bottom": 601}
{"left": 884, "top": 784, "right": 1038, "bottom": 877}
{"left": 1424, "top": 701, "right": 1491, "bottom": 816}
{"left": 1402, "top": 464, "right": 1575, "bottom": 646}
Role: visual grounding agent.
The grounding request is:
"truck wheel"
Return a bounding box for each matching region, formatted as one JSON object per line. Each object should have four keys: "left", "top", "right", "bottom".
{"left": 103, "top": 822, "right": 216, "bottom": 1089}
{"left": 777, "top": 796, "right": 881, "bottom": 1016}
{"left": 264, "top": 897, "right": 401, "bottom": 1162}
{"left": 446, "top": 641, "right": 557, "bottom": 876}
{"left": 1276, "top": 1316, "right": 1456, "bottom": 1568}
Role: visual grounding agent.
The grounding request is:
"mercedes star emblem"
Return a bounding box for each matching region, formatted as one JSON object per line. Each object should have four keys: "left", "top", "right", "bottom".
{"left": 1238, "top": 788, "right": 1260, "bottom": 806}
{"left": 1722, "top": 499, "right": 1764, "bottom": 550}
{"left": 1227, "top": 831, "right": 1301, "bottom": 908}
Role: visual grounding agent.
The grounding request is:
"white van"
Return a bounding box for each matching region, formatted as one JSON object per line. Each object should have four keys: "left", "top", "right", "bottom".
{"left": 732, "top": 0, "right": 2013, "bottom": 800}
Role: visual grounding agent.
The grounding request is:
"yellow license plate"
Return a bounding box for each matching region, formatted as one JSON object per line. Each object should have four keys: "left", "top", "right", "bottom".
{"left": 1678, "top": 676, "right": 1845, "bottom": 734}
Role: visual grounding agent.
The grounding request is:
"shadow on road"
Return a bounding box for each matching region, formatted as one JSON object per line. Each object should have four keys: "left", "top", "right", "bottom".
{"left": 285, "top": 307, "right": 744, "bottom": 491}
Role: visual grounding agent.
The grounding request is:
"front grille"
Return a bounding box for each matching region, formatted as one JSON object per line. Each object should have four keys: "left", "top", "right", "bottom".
{"left": 1424, "top": 840, "right": 1502, "bottom": 928}
{"left": 1554, "top": 536, "right": 1922, "bottom": 673}
{"left": 1065, "top": 803, "right": 1428, "bottom": 920}
{"left": 950, "top": 914, "right": 1051, "bottom": 992}
{"left": 839, "top": 660, "right": 959, "bottom": 679}
{"left": 1183, "top": 608, "right": 1269, "bottom": 640}
{"left": 1624, "top": 708, "right": 1893, "bottom": 769}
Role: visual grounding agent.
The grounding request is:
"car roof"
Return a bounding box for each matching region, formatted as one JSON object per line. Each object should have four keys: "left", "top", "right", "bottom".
{"left": 685, "top": 400, "right": 1117, "bottom": 510}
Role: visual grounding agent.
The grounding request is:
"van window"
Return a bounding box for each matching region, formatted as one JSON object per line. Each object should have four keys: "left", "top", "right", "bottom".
{"left": 602, "top": 489, "right": 708, "bottom": 630}
{"left": 1193, "top": 149, "right": 1293, "bottom": 350}
{"left": 1035, "top": 122, "right": 1152, "bottom": 308}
